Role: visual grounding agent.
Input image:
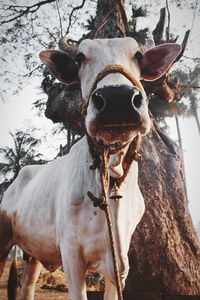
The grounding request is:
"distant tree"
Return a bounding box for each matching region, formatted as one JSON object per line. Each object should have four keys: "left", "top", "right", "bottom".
{"left": 0, "top": 129, "right": 46, "bottom": 202}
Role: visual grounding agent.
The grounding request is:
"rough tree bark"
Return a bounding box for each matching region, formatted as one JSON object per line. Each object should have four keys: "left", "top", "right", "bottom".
{"left": 126, "top": 123, "right": 200, "bottom": 299}
{"left": 41, "top": 0, "right": 200, "bottom": 298}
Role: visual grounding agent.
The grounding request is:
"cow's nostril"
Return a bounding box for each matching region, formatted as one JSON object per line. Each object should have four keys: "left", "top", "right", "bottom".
{"left": 92, "top": 93, "right": 106, "bottom": 111}
{"left": 132, "top": 92, "right": 143, "bottom": 109}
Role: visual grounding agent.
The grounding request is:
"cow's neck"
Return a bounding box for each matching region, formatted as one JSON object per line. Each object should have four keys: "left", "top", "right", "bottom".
{"left": 87, "top": 134, "right": 142, "bottom": 187}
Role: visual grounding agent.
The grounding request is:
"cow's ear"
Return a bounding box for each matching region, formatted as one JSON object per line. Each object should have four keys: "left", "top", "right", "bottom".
{"left": 139, "top": 44, "right": 181, "bottom": 81}
{"left": 39, "top": 50, "right": 79, "bottom": 84}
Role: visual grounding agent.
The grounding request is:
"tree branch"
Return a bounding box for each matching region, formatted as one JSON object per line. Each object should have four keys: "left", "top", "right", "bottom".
{"left": 179, "top": 84, "right": 200, "bottom": 89}
{"left": 23, "top": 65, "right": 42, "bottom": 78}
{"left": 91, "top": 7, "right": 116, "bottom": 39}
{"left": 55, "top": 0, "right": 63, "bottom": 37}
{"left": 0, "top": 0, "right": 56, "bottom": 25}
{"left": 175, "top": 29, "right": 190, "bottom": 62}
{"left": 152, "top": 7, "right": 166, "bottom": 45}
{"left": 65, "top": 0, "right": 86, "bottom": 35}
{"left": 165, "top": 0, "right": 170, "bottom": 42}
{"left": 117, "top": 0, "right": 129, "bottom": 36}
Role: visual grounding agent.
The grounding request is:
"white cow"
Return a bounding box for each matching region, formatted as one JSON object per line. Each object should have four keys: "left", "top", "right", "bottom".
{"left": 0, "top": 37, "right": 181, "bottom": 300}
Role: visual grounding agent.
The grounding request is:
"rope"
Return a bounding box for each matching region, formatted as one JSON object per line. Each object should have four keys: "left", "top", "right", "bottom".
{"left": 100, "top": 148, "right": 124, "bottom": 300}
{"left": 81, "top": 63, "right": 146, "bottom": 117}
{"left": 81, "top": 63, "right": 146, "bottom": 116}
{"left": 87, "top": 135, "right": 143, "bottom": 300}
{"left": 88, "top": 147, "right": 123, "bottom": 300}
{"left": 87, "top": 63, "right": 146, "bottom": 106}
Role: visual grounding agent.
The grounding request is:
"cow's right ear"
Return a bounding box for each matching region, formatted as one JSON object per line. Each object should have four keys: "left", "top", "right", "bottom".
{"left": 39, "top": 50, "right": 79, "bottom": 84}
{"left": 138, "top": 43, "right": 181, "bottom": 81}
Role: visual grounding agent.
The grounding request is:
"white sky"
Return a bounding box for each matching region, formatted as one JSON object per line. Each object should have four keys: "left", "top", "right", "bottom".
{"left": 0, "top": 79, "right": 67, "bottom": 160}
{"left": 0, "top": 0, "right": 200, "bottom": 226}
{"left": 166, "top": 117, "right": 200, "bottom": 225}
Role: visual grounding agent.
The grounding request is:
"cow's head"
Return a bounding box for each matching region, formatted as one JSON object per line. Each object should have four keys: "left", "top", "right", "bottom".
{"left": 40, "top": 37, "right": 181, "bottom": 148}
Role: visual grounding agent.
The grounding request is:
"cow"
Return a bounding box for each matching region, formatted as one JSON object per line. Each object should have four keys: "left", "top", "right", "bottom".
{"left": 0, "top": 37, "right": 181, "bottom": 300}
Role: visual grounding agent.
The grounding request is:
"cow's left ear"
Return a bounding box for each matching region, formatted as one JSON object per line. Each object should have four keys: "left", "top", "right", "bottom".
{"left": 138, "top": 44, "right": 181, "bottom": 81}
{"left": 39, "top": 50, "right": 79, "bottom": 84}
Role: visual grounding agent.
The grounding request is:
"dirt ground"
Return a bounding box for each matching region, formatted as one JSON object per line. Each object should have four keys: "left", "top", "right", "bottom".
{"left": 0, "top": 260, "right": 104, "bottom": 300}
{"left": 0, "top": 260, "right": 70, "bottom": 300}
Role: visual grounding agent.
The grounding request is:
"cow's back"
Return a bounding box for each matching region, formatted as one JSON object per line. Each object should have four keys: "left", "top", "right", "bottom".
{"left": 1, "top": 164, "right": 44, "bottom": 214}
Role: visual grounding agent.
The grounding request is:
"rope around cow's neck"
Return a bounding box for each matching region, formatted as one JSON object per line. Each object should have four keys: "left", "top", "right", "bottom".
{"left": 100, "top": 148, "right": 124, "bottom": 300}
{"left": 81, "top": 63, "right": 146, "bottom": 116}
{"left": 87, "top": 137, "right": 142, "bottom": 300}
{"left": 87, "top": 64, "right": 145, "bottom": 103}
{"left": 87, "top": 146, "right": 123, "bottom": 300}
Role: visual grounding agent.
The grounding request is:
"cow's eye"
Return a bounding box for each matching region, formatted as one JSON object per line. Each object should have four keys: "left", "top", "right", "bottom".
{"left": 75, "top": 52, "right": 86, "bottom": 66}
{"left": 135, "top": 51, "right": 143, "bottom": 62}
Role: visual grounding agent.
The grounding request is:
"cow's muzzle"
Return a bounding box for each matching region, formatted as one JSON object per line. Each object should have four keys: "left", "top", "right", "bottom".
{"left": 85, "top": 64, "right": 150, "bottom": 144}
{"left": 91, "top": 85, "right": 144, "bottom": 128}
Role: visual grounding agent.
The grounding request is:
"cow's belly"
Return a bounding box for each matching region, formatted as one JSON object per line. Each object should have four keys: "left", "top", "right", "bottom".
{"left": 12, "top": 195, "right": 61, "bottom": 271}
{"left": 13, "top": 223, "right": 61, "bottom": 271}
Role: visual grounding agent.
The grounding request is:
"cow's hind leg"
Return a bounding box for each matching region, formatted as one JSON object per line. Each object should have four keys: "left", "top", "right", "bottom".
{"left": 61, "top": 249, "right": 87, "bottom": 300}
{"left": 0, "top": 210, "right": 14, "bottom": 277}
{"left": 20, "top": 257, "right": 42, "bottom": 300}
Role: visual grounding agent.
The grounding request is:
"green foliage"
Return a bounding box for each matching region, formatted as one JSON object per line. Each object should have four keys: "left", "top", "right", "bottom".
{"left": 0, "top": 129, "right": 47, "bottom": 202}
{"left": 172, "top": 0, "right": 200, "bottom": 13}
{"left": 149, "top": 96, "right": 187, "bottom": 122}
{"left": 173, "top": 64, "right": 200, "bottom": 117}
{"left": 85, "top": 15, "right": 95, "bottom": 31}
{"left": 147, "top": 58, "right": 200, "bottom": 124}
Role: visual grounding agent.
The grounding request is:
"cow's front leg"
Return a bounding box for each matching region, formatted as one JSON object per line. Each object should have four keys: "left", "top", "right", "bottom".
{"left": 61, "top": 248, "right": 87, "bottom": 300}
{"left": 20, "top": 257, "right": 42, "bottom": 300}
{"left": 104, "top": 277, "right": 118, "bottom": 300}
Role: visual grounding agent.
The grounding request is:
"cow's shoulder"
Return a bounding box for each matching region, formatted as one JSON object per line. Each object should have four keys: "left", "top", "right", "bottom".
{"left": 1, "top": 165, "right": 44, "bottom": 211}
{"left": 10, "top": 164, "right": 44, "bottom": 195}
{"left": 18, "top": 164, "right": 44, "bottom": 183}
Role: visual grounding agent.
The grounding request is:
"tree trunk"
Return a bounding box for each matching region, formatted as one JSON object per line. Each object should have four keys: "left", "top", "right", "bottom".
{"left": 125, "top": 123, "right": 200, "bottom": 299}
{"left": 42, "top": 0, "right": 200, "bottom": 298}
{"left": 193, "top": 108, "right": 200, "bottom": 135}
{"left": 89, "top": 0, "right": 127, "bottom": 38}
{"left": 191, "top": 97, "right": 200, "bottom": 136}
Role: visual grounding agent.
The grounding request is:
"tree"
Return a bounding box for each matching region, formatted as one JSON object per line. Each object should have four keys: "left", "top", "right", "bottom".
{"left": 1, "top": 0, "right": 200, "bottom": 298}
{"left": 0, "top": 130, "right": 46, "bottom": 202}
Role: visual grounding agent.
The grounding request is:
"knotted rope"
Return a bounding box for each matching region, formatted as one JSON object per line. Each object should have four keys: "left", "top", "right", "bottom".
{"left": 101, "top": 149, "right": 124, "bottom": 300}
{"left": 87, "top": 64, "right": 145, "bottom": 103}
{"left": 88, "top": 147, "right": 123, "bottom": 300}
{"left": 81, "top": 63, "right": 146, "bottom": 116}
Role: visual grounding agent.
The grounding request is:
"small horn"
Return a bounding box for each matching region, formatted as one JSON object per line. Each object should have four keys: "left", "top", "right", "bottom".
{"left": 58, "top": 37, "right": 77, "bottom": 57}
